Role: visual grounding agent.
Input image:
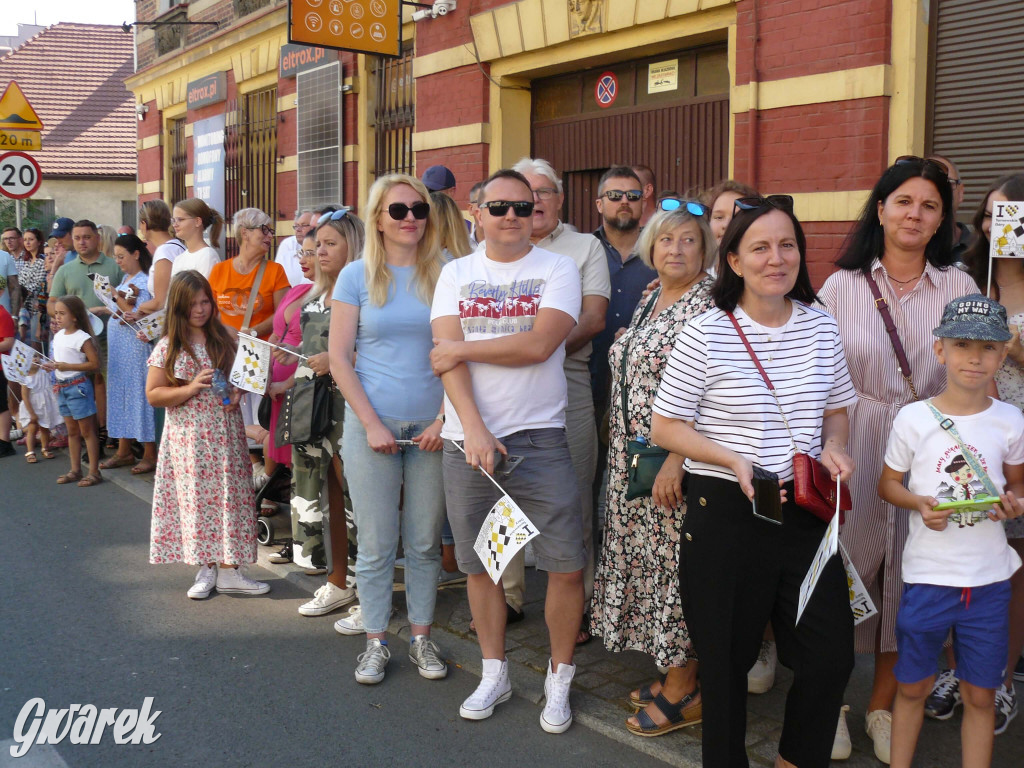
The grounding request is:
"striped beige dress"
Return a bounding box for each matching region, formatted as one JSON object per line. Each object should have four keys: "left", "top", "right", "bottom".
{"left": 820, "top": 259, "right": 978, "bottom": 654}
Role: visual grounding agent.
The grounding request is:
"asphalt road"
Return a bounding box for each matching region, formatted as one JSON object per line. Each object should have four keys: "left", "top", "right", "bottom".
{"left": 0, "top": 458, "right": 668, "bottom": 768}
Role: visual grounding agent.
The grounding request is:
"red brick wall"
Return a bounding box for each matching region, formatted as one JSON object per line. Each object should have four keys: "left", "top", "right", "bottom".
{"left": 415, "top": 65, "right": 489, "bottom": 133}
{"left": 804, "top": 221, "right": 855, "bottom": 289}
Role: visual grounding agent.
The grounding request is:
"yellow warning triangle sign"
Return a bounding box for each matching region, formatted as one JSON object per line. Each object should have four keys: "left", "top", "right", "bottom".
{"left": 0, "top": 81, "right": 44, "bottom": 132}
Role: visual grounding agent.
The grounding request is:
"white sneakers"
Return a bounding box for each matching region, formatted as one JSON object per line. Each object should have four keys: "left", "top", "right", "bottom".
{"left": 460, "top": 658, "right": 512, "bottom": 720}
{"left": 540, "top": 660, "right": 576, "bottom": 733}
{"left": 831, "top": 704, "right": 852, "bottom": 760}
{"left": 187, "top": 565, "right": 217, "bottom": 599}
{"left": 188, "top": 565, "right": 269, "bottom": 598}
{"left": 298, "top": 582, "right": 357, "bottom": 616}
{"left": 334, "top": 605, "right": 366, "bottom": 635}
{"left": 865, "top": 709, "right": 892, "bottom": 764}
{"left": 747, "top": 640, "right": 777, "bottom": 694}
{"left": 215, "top": 566, "right": 270, "bottom": 595}
{"left": 355, "top": 638, "right": 391, "bottom": 685}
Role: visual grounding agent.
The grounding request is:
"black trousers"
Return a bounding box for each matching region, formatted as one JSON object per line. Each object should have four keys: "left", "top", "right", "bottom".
{"left": 680, "top": 474, "right": 854, "bottom": 768}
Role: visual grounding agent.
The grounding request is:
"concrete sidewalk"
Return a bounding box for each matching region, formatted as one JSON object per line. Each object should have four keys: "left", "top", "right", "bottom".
{"left": 106, "top": 467, "right": 1021, "bottom": 767}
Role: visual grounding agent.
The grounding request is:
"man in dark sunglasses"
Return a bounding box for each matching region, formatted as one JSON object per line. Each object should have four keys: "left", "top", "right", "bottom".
{"left": 429, "top": 168, "right": 587, "bottom": 732}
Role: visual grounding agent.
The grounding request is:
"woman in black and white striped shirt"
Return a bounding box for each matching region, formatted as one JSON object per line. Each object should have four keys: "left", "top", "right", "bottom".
{"left": 651, "top": 196, "right": 857, "bottom": 768}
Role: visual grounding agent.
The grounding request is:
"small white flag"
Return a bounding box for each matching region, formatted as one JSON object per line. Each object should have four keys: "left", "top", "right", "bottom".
{"left": 2, "top": 354, "right": 28, "bottom": 385}
{"left": 92, "top": 273, "right": 113, "bottom": 303}
{"left": 135, "top": 310, "right": 166, "bottom": 342}
{"left": 840, "top": 542, "right": 878, "bottom": 626}
{"left": 229, "top": 334, "right": 271, "bottom": 394}
{"left": 796, "top": 481, "right": 841, "bottom": 624}
{"left": 11, "top": 340, "right": 38, "bottom": 375}
{"left": 473, "top": 494, "right": 540, "bottom": 585}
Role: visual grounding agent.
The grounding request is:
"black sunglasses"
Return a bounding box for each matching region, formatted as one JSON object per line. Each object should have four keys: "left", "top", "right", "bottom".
{"left": 732, "top": 195, "right": 795, "bottom": 216}
{"left": 658, "top": 198, "right": 708, "bottom": 216}
{"left": 599, "top": 189, "right": 643, "bottom": 202}
{"left": 479, "top": 200, "right": 535, "bottom": 217}
{"left": 387, "top": 202, "right": 431, "bottom": 221}
{"left": 894, "top": 155, "right": 950, "bottom": 178}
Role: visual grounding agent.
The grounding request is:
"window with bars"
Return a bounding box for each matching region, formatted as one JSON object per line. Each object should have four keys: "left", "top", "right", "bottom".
{"left": 168, "top": 117, "right": 187, "bottom": 206}
{"left": 297, "top": 62, "right": 343, "bottom": 211}
{"left": 224, "top": 87, "right": 278, "bottom": 258}
{"left": 374, "top": 48, "right": 414, "bottom": 178}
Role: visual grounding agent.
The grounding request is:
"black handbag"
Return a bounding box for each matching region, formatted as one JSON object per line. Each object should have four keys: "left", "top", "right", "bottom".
{"left": 257, "top": 394, "right": 272, "bottom": 429}
{"left": 275, "top": 375, "right": 332, "bottom": 446}
{"left": 622, "top": 290, "right": 671, "bottom": 500}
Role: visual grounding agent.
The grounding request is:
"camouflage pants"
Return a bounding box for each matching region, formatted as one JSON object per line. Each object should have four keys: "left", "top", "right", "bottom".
{"left": 290, "top": 389, "right": 353, "bottom": 571}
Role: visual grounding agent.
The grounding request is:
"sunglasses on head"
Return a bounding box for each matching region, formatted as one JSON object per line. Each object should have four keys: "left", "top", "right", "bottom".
{"left": 894, "top": 155, "right": 950, "bottom": 178}
{"left": 732, "top": 195, "right": 795, "bottom": 216}
{"left": 317, "top": 207, "right": 351, "bottom": 227}
{"left": 599, "top": 189, "right": 643, "bottom": 202}
{"left": 658, "top": 198, "right": 708, "bottom": 216}
{"left": 479, "top": 200, "right": 535, "bottom": 217}
{"left": 387, "top": 202, "right": 430, "bottom": 221}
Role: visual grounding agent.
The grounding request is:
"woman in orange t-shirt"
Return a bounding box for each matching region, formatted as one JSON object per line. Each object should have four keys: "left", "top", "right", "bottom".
{"left": 208, "top": 208, "right": 289, "bottom": 341}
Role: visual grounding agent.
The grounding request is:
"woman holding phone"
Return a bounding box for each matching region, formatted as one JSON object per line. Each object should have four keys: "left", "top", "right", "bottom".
{"left": 650, "top": 195, "right": 857, "bottom": 768}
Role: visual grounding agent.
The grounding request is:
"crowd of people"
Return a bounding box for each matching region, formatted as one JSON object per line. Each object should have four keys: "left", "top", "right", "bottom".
{"left": 1, "top": 152, "right": 1023, "bottom": 767}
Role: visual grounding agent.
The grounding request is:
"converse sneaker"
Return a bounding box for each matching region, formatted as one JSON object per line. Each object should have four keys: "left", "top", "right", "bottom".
{"left": 334, "top": 605, "right": 366, "bottom": 635}
{"left": 215, "top": 567, "right": 270, "bottom": 595}
{"left": 995, "top": 683, "right": 1018, "bottom": 736}
{"left": 747, "top": 640, "right": 777, "bottom": 694}
{"left": 298, "top": 582, "right": 357, "bottom": 617}
{"left": 460, "top": 658, "right": 512, "bottom": 720}
{"left": 187, "top": 564, "right": 217, "bottom": 599}
{"left": 354, "top": 638, "right": 391, "bottom": 685}
{"left": 831, "top": 704, "right": 852, "bottom": 760}
{"left": 409, "top": 635, "right": 448, "bottom": 679}
{"left": 924, "top": 669, "right": 961, "bottom": 720}
{"left": 540, "top": 659, "right": 576, "bottom": 734}
{"left": 865, "top": 709, "right": 892, "bottom": 765}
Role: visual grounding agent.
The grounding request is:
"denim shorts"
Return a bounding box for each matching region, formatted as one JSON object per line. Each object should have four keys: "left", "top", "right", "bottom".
{"left": 895, "top": 580, "right": 1011, "bottom": 689}
{"left": 56, "top": 376, "right": 97, "bottom": 420}
{"left": 442, "top": 428, "right": 584, "bottom": 575}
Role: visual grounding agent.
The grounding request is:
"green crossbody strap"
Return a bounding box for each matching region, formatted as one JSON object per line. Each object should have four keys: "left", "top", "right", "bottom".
{"left": 619, "top": 289, "right": 661, "bottom": 434}
{"left": 924, "top": 400, "right": 1001, "bottom": 497}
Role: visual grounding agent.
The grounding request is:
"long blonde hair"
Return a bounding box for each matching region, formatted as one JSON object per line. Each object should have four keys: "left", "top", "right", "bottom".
{"left": 310, "top": 209, "right": 365, "bottom": 303}
{"left": 174, "top": 198, "right": 224, "bottom": 248}
{"left": 363, "top": 174, "right": 442, "bottom": 306}
{"left": 162, "top": 270, "right": 235, "bottom": 386}
{"left": 430, "top": 191, "right": 472, "bottom": 258}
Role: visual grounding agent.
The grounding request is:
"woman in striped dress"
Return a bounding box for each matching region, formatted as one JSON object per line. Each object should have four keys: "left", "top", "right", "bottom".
{"left": 820, "top": 157, "right": 978, "bottom": 763}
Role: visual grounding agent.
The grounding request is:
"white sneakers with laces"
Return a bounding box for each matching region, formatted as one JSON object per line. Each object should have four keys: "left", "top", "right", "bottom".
{"left": 865, "top": 709, "right": 892, "bottom": 764}
{"left": 298, "top": 582, "right": 356, "bottom": 616}
{"left": 409, "top": 635, "right": 448, "bottom": 679}
{"left": 540, "top": 660, "right": 576, "bottom": 733}
{"left": 460, "top": 658, "right": 512, "bottom": 720}
{"left": 831, "top": 704, "right": 852, "bottom": 760}
{"left": 187, "top": 564, "right": 217, "bottom": 599}
{"left": 215, "top": 566, "right": 270, "bottom": 595}
{"left": 747, "top": 640, "right": 777, "bottom": 694}
{"left": 355, "top": 638, "right": 391, "bottom": 684}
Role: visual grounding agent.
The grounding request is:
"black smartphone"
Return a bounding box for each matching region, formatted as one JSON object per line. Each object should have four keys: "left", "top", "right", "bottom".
{"left": 751, "top": 465, "right": 783, "bottom": 526}
{"left": 495, "top": 454, "right": 524, "bottom": 477}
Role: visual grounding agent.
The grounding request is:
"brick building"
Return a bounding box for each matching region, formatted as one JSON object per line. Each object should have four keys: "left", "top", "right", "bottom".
{"left": 125, "top": 0, "right": 1023, "bottom": 278}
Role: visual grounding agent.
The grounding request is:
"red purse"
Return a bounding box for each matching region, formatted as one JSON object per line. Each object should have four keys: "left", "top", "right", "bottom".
{"left": 726, "top": 312, "right": 851, "bottom": 524}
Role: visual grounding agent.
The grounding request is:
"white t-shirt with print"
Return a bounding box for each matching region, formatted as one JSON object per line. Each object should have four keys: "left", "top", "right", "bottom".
{"left": 430, "top": 245, "right": 582, "bottom": 440}
{"left": 884, "top": 398, "right": 1024, "bottom": 587}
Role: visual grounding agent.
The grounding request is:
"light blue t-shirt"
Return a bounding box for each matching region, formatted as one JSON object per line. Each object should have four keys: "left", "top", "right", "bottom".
{"left": 333, "top": 260, "right": 442, "bottom": 421}
{"left": 0, "top": 250, "right": 17, "bottom": 312}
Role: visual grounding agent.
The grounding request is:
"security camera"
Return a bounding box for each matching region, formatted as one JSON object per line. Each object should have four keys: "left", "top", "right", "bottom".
{"left": 412, "top": 8, "right": 431, "bottom": 21}
{"left": 435, "top": 4, "right": 448, "bottom": 15}
{"left": 433, "top": 0, "right": 456, "bottom": 16}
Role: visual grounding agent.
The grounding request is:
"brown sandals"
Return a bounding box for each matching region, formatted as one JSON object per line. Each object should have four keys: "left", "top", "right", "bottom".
{"left": 57, "top": 470, "right": 82, "bottom": 484}
{"left": 77, "top": 473, "right": 103, "bottom": 487}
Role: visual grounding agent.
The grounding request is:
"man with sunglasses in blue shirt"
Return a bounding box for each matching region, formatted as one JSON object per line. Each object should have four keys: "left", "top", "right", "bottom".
{"left": 430, "top": 168, "right": 585, "bottom": 734}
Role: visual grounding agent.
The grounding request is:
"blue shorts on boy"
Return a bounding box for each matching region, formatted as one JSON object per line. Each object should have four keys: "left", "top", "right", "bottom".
{"left": 894, "top": 581, "right": 1011, "bottom": 688}
{"left": 57, "top": 375, "right": 97, "bottom": 420}
{"left": 884, "top": 398, "right": 1024, "bottom": 687}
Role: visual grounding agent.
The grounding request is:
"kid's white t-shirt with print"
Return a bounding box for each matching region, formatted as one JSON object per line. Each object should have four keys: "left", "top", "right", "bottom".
{"left": 884, "top": 398, "right": 1024, "bottom": 587}
{"left": 430, "top": 245, "right": 582, "bottom": 440}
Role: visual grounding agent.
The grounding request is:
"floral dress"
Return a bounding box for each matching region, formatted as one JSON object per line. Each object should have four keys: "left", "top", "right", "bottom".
{"left": 148, "top": 337, "right": 257, "bottom": 565}
{"left": 107, "top": 272, "right": 155, "bottom": 442}
{"left": 996, "top": 310, "right": 1024, "bottom": 539}
{"left": 590, "top": 277, "right": 713, "bottom": 667}
{"left": 16, "top": 255, "right": 47, "bottom": 346}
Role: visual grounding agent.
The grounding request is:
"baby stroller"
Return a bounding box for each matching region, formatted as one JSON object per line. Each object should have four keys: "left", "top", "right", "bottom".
{"left": 255, "top": 464, "right": 293, "bottom": 546}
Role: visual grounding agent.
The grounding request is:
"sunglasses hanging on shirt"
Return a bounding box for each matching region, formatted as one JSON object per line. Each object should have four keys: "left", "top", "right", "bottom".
{"left": 387, "top": 202, "right": 431, "bottom": 221}
{"left": 479, "top": 200, "right": 535, "bottom": 217}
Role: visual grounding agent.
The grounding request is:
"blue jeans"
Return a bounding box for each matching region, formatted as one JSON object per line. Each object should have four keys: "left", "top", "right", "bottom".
{"left": 342, "top": 406, "right": 445, "bottom": 634}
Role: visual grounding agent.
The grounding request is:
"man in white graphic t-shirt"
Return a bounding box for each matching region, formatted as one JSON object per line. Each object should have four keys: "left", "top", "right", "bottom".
{"left": 430, "top": 169, "right": 584, "bottom": 733}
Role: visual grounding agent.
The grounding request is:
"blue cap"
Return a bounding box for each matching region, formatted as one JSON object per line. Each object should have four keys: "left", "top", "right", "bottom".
{"left": 421, "top": 165, "right": 456, "bottom": 192}
{"left": 933, "top": 293, "right": 1012, "bottom": 342}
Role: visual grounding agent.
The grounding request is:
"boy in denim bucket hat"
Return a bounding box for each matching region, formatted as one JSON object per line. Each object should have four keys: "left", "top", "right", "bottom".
{"left": 878, "top": 292, "right": 1024, "bottom": 767}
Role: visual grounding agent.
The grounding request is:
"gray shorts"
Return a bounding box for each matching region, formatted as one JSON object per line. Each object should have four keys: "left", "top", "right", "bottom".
{"left": 443, "top": 428, "right": 585, "bottom": 575}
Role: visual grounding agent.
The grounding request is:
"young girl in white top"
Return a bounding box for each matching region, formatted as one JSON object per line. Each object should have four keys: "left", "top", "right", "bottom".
{"left": 19, "top": 359, "right": 61, "bottom": 462}
{"left": 169, "top": 198, "right": 223, "bottom": 280}
{"left": 43, "top": 295, "right": 102, "bottom": 486}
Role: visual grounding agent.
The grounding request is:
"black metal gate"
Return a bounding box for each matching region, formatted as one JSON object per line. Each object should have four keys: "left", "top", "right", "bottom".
{"left": 374, "top": 49, "right": 414, "bottom": 178}
{"left": 169, "top": 117, "right": 187, "bottom": 206}
{"left": 225, "top": 87, "right": 278, "bottom": 257}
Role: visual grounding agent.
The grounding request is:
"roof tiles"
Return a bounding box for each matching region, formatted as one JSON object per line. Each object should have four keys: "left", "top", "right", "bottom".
{"left": 0, "top": 23, "right": 135, "bottom": 178}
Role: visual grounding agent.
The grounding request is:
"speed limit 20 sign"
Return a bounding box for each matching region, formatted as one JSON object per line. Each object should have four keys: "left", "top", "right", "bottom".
{"left": 0, "top": 151, "right": 42, "bottom": 200}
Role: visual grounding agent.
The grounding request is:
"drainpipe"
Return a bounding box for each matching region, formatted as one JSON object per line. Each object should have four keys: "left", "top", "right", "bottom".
{"left": 748, "top": 0, "right": 760, "bottom": 189}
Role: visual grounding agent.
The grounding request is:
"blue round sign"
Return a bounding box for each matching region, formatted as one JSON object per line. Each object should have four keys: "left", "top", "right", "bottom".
{"left": 595, "top": 72, "right": 618, "bottom": 108}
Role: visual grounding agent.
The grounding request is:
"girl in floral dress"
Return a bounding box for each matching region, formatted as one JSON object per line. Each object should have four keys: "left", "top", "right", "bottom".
{"left": 145, "top": 270, "right": 268, "bottom": 600}
{"left": 590, "top": 206, "right": 715, "bottom": 736}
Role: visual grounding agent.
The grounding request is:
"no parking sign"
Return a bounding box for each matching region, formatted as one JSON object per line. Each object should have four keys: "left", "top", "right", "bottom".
{"left": 594, "top": 72, "right": 618, "bottom": 108}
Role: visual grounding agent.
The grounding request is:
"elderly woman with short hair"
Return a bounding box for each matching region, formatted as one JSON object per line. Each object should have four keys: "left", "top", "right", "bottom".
{"left": 590, "top": 203, "right": 715, "bottom": 736}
